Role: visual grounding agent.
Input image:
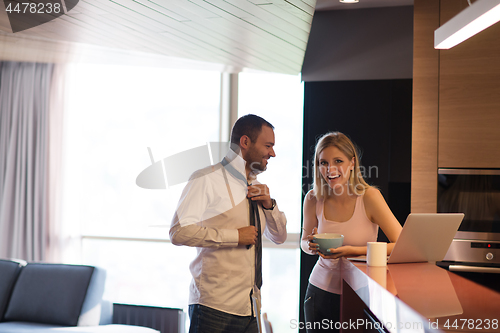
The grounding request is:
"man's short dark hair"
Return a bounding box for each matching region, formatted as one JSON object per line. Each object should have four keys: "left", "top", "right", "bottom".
{"left": 230, "top": 114, "right": 274, "bottom": 145}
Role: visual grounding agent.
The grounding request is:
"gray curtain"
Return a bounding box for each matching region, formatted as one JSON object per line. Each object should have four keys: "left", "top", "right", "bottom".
{"left": 0, "top": 61, "right": 54, "bottom": 261}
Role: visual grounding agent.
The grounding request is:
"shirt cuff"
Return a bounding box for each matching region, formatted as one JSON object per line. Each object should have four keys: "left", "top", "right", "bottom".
{"left": 263, "top": 202, "right": 279, "bottom": 218}
{"left": 221, "top": 229, "right": 240, "bottom": 247}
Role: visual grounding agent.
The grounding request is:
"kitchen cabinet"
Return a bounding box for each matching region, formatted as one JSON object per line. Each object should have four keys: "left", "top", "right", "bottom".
{"left": 412, "top": 0, "right": 500, "bottom": 212}
{"left": 438, "top": 1, "right": 500, "bottom": 169}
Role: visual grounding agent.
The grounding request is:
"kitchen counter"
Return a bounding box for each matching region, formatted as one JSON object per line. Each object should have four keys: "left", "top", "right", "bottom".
{"left": 340, "top": 259, "right": 500, "bottom": 332}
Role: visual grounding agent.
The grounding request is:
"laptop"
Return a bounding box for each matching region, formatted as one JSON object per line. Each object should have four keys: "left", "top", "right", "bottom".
{"left": 348, "top": 213, "right": 464, "bottom": 264}
{"left": 387, "top": 213, "right": 464, "bottom": 264}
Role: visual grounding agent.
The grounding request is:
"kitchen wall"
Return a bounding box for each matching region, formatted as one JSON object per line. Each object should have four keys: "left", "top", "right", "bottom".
{"left": 301, "top": 6, "right": 413, "bottom": 82}
{"left": 298, "top": 78, "right": 413, "bottom": 332}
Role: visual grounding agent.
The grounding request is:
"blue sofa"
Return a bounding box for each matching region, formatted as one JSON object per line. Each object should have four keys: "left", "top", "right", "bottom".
{"left": 0, "top": 259, "right": 159, "bottom": 333}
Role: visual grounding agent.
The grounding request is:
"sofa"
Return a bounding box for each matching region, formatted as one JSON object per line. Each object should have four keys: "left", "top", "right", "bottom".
{"left": 0, "top": 259, "right": 160, "bottom": 333}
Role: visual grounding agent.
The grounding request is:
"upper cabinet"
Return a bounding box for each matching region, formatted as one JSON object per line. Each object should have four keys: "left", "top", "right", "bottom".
{"left": 438, "top": 0, "right": 500, "bottom": 169}
{"left": 413, "top": 0, "right": 500, "bottom": 213}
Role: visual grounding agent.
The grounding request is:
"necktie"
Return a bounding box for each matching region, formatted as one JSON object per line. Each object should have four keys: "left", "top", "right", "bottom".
{"left": 249, "top": 197, "right": 263, "bottom": 289}
{"left": 221, "top": 158, "right": 262, "bottom": 289}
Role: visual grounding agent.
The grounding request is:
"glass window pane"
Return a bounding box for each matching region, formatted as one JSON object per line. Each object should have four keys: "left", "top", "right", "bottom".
{"left": 238, "top": 72, "right": 303, "bottom": 333}
{"left": 238, "top": 72, "right": 304, "bottom": 233}
{"left": 63, "top": 64, "right": 221, "bottom": 239}
{"left": 261, "top": 248, "right": 301, "bottom": 332}
{"left": 81, "top": 238, "right": 196, "bottom": 309}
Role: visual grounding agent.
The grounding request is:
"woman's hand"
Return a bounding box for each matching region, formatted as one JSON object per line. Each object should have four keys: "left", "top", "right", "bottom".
{"left": 317, "top": 245, "right": 361, "bottom": 260}
{"left": 306, "top": 227, "right": 319, "bottom": 254}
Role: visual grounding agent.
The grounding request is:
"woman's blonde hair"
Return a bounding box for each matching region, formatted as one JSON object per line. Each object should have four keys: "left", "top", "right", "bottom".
{"left": 312, "top": 132, "right": 370, "bottom": 199}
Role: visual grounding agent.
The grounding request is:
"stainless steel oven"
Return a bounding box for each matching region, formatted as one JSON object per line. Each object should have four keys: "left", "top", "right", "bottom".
{"left": 438, "top": 169, "right": 500, "bottom": 274}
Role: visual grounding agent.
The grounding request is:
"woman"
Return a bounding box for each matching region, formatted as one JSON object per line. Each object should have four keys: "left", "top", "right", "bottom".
{"left": 301, "top": 132, "right": 402, "bottom": 332}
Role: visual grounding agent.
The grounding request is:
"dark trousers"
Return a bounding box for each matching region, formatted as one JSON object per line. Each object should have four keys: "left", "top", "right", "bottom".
{"left": 188, "top": 304, "right": 258, "bottom": 333}
{"left": 304, "top": 283, "right": 341, "bottom": 333}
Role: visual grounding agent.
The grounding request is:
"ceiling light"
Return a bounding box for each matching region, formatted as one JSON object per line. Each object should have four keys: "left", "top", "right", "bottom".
{"left": 339, "top": 0, "right": 359, "bottom": 3}
{"left": 435, "top": 0, "right": 500, "bottom": 49}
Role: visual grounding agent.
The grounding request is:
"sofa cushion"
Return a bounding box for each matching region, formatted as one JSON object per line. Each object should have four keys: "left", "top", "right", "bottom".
{"left": 77, "top": 266, "right": 106, "bottom": 326}
{"left": 3, "top": 263, "right": 94, "bottom": 326}
{"left": 0, "top": 321, "right": 62, "bottom": 331}
{"left": 0, "top": 259, "right": 25, "bottom": 321}
{"left": 0, "top": 323, "right": 160, "bottom": 332}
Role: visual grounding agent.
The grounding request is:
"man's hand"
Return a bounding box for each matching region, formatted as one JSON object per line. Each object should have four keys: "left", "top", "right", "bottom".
{"left": 238, "top": 226, "right": 258, "bottom": 246}
{"left": 247, "top": 184, "right": 273, "bottom": 209}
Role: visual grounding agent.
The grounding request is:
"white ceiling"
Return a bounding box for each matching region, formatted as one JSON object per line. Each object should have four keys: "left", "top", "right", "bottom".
{"left": 0, "top": 0, "right": 413, "bottom": 74}
{"left": 0, "top": 0, "right": 317, "bottom": 74}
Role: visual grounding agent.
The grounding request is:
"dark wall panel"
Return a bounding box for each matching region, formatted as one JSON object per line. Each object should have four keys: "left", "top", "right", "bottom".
{"left": 301, "top": 6, "right": 414, "bottom": 82}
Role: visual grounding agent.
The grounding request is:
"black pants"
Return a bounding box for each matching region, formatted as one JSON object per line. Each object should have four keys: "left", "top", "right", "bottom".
{"left": 304, "top": 283, "right": 341, "bottom": 333}
{"left": 188, "top": 304, "right": 257, "bottom": 333}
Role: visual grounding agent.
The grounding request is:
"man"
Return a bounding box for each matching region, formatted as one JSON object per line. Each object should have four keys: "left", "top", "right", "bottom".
{"left": 169, "top": 114, "right": 287, "bottom": 333}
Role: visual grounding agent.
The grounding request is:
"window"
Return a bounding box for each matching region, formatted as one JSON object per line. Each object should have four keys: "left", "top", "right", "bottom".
{"left": 64, "top": 64, "right": 220, "bottom": 239}
{"left": 239, "top": 72, "right": 304, "bottom": 330}
{"left": 63, "top": 64, "right": 220, "bottom": 310}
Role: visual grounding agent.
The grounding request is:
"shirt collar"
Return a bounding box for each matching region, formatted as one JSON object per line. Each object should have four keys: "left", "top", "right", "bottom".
{"left": 224, "top": 147, "right": 262, "bottom": 184}
{"left": 224, "top": 148, "right": 247, "bottom": 178}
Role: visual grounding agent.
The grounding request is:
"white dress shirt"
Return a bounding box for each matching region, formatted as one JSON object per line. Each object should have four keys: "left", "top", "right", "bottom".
{"left": 169, "top": 148, "right": 287, "bottom": 316}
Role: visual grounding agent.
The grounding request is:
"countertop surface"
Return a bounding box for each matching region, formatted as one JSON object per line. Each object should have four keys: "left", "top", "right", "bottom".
{"left": 342, "top": 259, "right": 500, "bottom": 332}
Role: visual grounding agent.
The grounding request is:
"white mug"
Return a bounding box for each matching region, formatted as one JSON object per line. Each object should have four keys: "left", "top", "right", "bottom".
{"left": 367, "top": 242, "right": 387, "bottom": 267}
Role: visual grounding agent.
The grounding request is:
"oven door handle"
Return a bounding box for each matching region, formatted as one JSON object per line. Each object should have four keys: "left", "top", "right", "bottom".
{"left": 449, "top": 265, "right": 500, "bottom": 274}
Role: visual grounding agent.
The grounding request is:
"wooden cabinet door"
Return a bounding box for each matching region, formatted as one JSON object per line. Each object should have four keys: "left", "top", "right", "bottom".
{"left": 438, "top": 0, "right": 500, "bottom": 169}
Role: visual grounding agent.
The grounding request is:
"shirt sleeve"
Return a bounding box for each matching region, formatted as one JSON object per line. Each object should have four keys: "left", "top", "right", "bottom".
{"left": 262, "top": 202, "right": 287, "bottom": 244}
{"left": 169, "top": 170, "right": 240, "bottom": 248}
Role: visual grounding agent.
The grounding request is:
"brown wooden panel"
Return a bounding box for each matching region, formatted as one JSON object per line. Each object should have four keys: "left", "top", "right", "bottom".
{"left": 438, "top": 0, "right": 500, "bottom": 169}
{"left": 412, "top": 0, "right": 440, "bottom": 213}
